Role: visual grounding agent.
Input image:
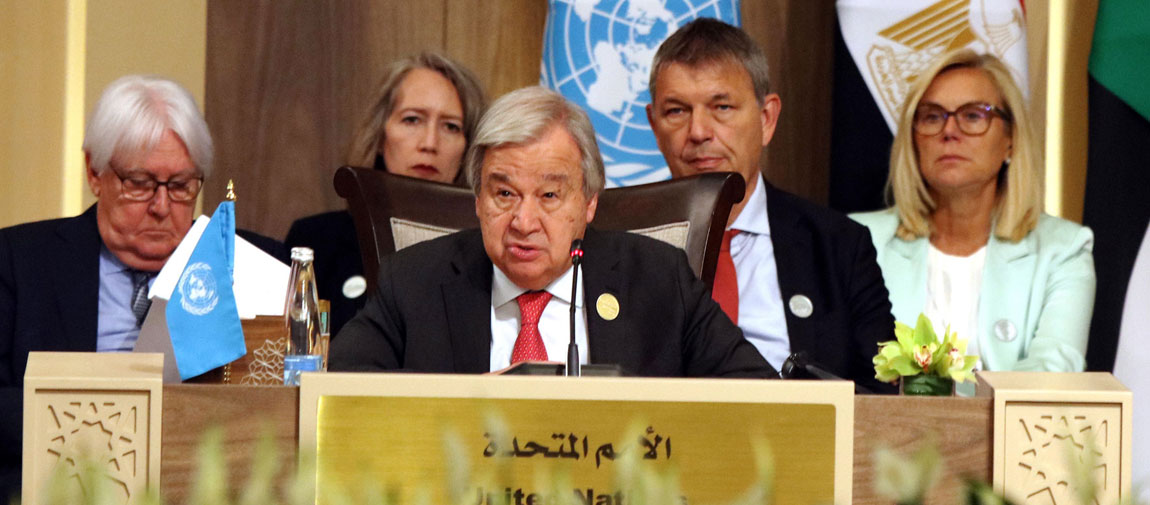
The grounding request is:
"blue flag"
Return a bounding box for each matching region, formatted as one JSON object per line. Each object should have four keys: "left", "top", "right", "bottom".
{"left": 541, "top": 0, "right": 741, "bottom": 188}
{"left": 166, "top": 201, "right": 246, "bottom": 380}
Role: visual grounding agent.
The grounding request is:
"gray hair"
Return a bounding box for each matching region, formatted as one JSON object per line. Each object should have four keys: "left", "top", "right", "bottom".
{"left": 464, "top": 86, "right": 605, "bottom": 198}
{"left": 649, "top": 18, "right": 772, "bottom": 105}
{"left": 83, "top": 75, "right": 213, "bottom": 177}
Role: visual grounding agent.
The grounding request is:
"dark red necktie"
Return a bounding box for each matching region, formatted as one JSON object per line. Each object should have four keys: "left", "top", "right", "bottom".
{"left": 712, "top": 229, "right": 740, "bottom": 324}
{"left": 511, "top": 291, "right": 553, "bottom": 363}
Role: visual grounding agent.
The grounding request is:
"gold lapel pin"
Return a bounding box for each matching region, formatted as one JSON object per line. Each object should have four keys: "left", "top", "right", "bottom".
{"left": 596, "top": 293, "right": 620, "bottom": 321}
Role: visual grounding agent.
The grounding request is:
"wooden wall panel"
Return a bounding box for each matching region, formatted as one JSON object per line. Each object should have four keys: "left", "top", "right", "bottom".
{"left": 743, "top": 0, "right": 836, "bottom": 204}
{"left": 204, "top": 0, "right": 832, "bottom": 239}
{"left": 204, "top": 1, "right": 344, "bottom": 239}
{"left": 444, "top": 0, "right": 547, "bottom": 99}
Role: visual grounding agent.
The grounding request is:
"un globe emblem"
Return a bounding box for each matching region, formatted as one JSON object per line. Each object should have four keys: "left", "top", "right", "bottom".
{"left": 542, "top": 0, "right": 741, "bottom": 187}
{"left": 177, "top": 262, "right": 219, "bottom": 316}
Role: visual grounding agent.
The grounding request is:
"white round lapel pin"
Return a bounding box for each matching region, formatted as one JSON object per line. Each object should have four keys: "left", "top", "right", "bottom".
{"left": 993, "top": 319, "right": 1017, "bottom": 342}
{"left": 788, "top": 294, "right": 813, "bottom": 318}
{"left": 342, "top": 275, "right": 367, "bottom": 299}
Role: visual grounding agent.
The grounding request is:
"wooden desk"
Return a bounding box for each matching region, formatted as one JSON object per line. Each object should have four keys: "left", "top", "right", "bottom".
{"left": 159, "top": 385, "right": 991, "bottom": 505}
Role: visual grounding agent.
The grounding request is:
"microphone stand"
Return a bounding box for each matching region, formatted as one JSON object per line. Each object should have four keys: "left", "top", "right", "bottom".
{"left": 566, "top": 239, "right": 583, "bottom": 377}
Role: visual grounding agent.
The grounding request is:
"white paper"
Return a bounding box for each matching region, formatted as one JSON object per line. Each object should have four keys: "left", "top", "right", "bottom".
{"left": 148, "top": 214, "right": 289, "bottom": 317}
{"left": 233, "top": 237, "right": 290, "bottom": 318}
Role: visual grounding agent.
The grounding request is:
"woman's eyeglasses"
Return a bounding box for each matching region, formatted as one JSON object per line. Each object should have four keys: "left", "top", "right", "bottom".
{"left": 913, "top": 102, "right": 1012, "bottom": 136}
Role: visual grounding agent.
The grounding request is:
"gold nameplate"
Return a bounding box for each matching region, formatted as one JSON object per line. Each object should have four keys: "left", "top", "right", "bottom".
{"left": 300, "top": 374, "right": 854, "bottom": 504}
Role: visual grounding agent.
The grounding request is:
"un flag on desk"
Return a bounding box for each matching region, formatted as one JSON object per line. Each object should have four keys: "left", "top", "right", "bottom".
{"left": 166, "top": 201, "right": 246, "bottom": 380}
{"left": 541, "top": 0, "right": 740, "bottom": 188}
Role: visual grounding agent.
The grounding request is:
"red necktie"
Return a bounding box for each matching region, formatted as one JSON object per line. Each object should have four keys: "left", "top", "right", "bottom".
{"left": 712, "top": 229, "right": 740, "bottom": 324}
{"left": 512, "top": 291, "right": 553, "bottom": 363}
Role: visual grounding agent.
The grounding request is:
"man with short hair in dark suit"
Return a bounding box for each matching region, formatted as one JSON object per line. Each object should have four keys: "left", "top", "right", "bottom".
{"left": 646, "top": 18, "right": 895, "bottom": 392}
{"left": 330, "top": 86, "right": 775, "bottom": 379}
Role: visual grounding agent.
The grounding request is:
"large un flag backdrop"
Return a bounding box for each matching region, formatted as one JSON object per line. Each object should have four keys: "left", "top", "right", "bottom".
{"left": 542, "top": 0, "right": 741, "bottom": 188}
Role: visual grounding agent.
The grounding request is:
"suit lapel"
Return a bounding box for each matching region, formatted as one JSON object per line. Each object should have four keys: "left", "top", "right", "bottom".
{"left": 765, "top": 185, "right": 818, "bottom": 354}
{"left": 885, "top": 234, "right": 929, "bottom": 325}
{"left": 443, "top": 232, "right": 495, "bottom": 373}
{"left": 581, "top": 229, "right": 629, "bottom": 366}
{"left": 54, "top": 206, "right": 101, "bottom": 351}
{"left": 978, "top": 232, "right": 1035, "bottom": 358}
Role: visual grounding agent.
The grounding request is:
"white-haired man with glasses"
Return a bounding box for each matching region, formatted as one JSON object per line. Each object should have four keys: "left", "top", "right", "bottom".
{"left": 0, "top": 75, "right": 282, "bottom": 500}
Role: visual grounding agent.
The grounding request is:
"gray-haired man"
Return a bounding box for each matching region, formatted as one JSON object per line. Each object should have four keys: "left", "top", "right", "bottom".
{"left": 331, "top": 86, "right": 775, "bottom": 379}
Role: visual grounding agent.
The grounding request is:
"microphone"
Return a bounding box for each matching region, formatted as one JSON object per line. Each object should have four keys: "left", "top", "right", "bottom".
{"left": 780, "top": 352, "right": 873, "bottom": 394}
{"left": 566, "top": 239, "right": 584, "bottom": 377}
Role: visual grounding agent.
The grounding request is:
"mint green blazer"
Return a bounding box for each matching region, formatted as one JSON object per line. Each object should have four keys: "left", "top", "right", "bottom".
{"left": 850, "top": 209, "right": 1095, "bottom": 372}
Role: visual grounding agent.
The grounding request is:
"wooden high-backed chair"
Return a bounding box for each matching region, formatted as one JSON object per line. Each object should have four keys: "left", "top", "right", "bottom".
{"left": 591, "top": 172, "right": 744, "bottom": 287}
{"left": 334, "top": 166, "right": 745, "bottom": 290}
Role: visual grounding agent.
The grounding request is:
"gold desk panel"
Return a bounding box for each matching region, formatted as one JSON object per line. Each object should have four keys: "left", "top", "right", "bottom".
{"left": 158, "top": 384, "right": 992, "bottom": 505}
{"left": 317, "top": 395, "right": 834, "bottom": 505}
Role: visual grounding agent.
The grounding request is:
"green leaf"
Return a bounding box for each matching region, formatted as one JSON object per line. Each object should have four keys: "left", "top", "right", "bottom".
{"left": 888, "top": 356, "right": 921, "bottom": 376}
{"left": 876, "top": 368, "right": 901, "bottom": 383}
{"left": 189, "top": 426, "right": 228, "bottom": 505}
{"left": 893, "top": 321, "right": 912, "bottom": 340}
{"left": 903, "top": 374, "right": 954, "bottom": 395}
{"left": 912, "top": 313, "right": 938, "bottom": 346}
{"left": 879, "top": 345, "right": 903, "bottom": 360}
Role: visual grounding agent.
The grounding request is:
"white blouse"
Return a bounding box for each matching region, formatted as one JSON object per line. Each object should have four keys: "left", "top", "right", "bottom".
{"left": 924, "top": 243, "right": 986, "bottom": 369}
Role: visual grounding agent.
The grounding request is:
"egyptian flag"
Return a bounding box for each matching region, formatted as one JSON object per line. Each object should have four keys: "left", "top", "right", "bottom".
{"left": 1085, "top": 1, "right": 1150, "bottom": 374}
{"left": 1086, "top": 6, "right": 1150, "bottom": 489}
{"left": 830, "top": 0, "right": 1028, "bottom": 213}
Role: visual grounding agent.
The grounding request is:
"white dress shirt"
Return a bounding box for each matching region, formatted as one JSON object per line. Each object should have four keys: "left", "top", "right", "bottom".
{"left": 728, "top": 180, "right": 790, "bottom": 371}
{"left": 489, "top": 264, "right": 589, "bottom": 371}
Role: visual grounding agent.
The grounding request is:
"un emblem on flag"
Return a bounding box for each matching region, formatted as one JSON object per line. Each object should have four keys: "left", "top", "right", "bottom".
{"left": 177, "top": 262, "right": 220, "bottom": 316}
{"left": 542, "top": 0, "right": 741, "bottom": 187}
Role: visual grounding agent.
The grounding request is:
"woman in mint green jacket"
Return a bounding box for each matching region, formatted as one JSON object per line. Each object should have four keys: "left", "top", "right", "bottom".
{"left": 851, "top": 50, "right": 1095, "bottom": 373}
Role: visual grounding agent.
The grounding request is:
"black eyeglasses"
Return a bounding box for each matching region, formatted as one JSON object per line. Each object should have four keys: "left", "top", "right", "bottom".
{"left": 913, "top": 102, "right": 1012, "bottom": 136}
{"left": 110, "top": 167, "right": 203, "bottom": 202}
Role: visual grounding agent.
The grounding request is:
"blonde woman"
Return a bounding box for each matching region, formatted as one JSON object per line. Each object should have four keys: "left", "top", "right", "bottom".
{"left": 851, "top": 50, "right": 1095, "bottom": 373}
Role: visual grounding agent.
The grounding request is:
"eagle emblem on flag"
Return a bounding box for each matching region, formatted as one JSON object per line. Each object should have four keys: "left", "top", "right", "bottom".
{"left": 838, "top": 0, "right": 1028, "bottom": 132}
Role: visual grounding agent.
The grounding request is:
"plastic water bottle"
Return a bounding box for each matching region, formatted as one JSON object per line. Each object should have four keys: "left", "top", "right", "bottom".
{"left": 284, "top": 247, "right": 322, "bottom": 385}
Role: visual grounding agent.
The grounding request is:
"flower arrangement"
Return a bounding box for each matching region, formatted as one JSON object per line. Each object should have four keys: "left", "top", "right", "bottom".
{"left": 873, "top": 313, "right": 979, "bottom": 395}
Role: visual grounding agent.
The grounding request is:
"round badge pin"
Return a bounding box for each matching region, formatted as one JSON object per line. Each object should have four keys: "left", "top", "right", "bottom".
{"left": 993, "top": 319, "right": 1018, "bottom": 342}
{"left": 788, "top": 294, "right": 813, "bottom": 318}
{"left": 596, "top": 293, "right": 620, "bottom": 321}
{"left": 342, "top": 275, "right": 367, "bottom": 299}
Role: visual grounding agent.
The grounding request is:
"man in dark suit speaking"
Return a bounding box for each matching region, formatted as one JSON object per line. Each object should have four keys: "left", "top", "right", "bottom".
{"left": 646, "top": 19, "right": 895, "bottom": 391}
{"left": 330, "top": 86, "right": 775, "bottom": 379}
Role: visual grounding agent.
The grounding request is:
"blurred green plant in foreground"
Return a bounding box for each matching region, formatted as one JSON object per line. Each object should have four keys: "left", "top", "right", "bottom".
{"left": 28, "top": 414, "right": 778, "bottom": 505}
{"left": 29, "top": 413, "right": 1143, "bottom": 505}
{"left": 873, "top": 432, "right": 1145, "bottom": 505}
